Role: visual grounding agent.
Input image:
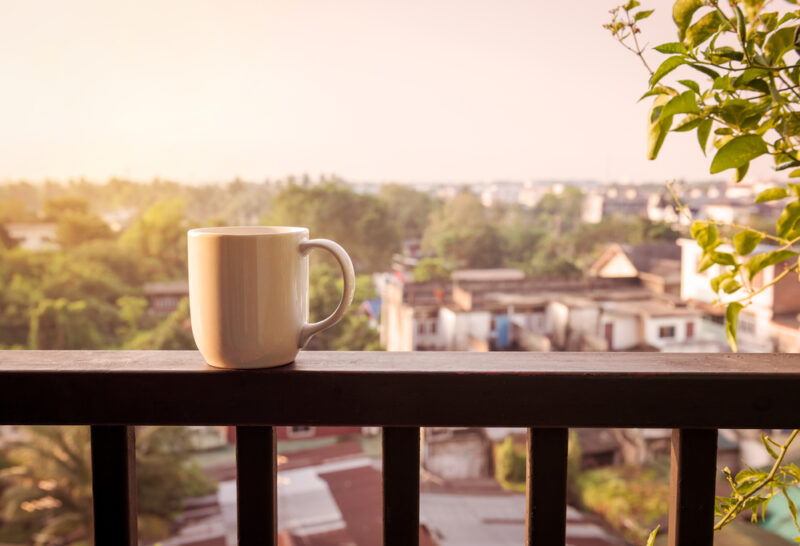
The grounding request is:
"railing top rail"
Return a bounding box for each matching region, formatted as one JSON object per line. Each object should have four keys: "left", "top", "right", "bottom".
{"left": 3, "top": 350, "right": 800, "bottom": 375}
{"left": 2, "top": 350, "right": 800, "bottom": 428}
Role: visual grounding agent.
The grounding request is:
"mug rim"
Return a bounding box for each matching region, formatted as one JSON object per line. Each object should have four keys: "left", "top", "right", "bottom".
{"left": 188, "top": 226, "right": 309, "bottom": 237}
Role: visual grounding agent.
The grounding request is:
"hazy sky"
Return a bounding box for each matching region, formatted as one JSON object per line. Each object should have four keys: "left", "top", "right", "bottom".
{"left": 0, "top": 1, "right": 772, "bottom": 183}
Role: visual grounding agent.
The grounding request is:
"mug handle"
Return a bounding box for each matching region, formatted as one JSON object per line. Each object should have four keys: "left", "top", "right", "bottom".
{"left": 298, "top": 239, "right": 356, "bottom": 348}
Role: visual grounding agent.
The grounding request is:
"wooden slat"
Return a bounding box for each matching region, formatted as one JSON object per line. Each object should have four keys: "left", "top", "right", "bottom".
{"left": 90, "top": 425, "right": 137, "bottom": 545}
{"left": 526, "top": 428, "right": 568, "bottom": 545}
{"left": 3, "top": 351, "right": 800, "bottom": 428}
{"left": 668, "top": 428, "right": 718, "bottom": 546}
{"left": 236, "top": 426, "right": 277, "bottom": 546}
{"left": 383, "top": 426, "right": 420, "bottom": 546}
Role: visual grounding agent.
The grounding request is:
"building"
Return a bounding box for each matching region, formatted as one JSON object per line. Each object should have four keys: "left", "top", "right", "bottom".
{"left": 589, "top": 243, "right": 682, "bottom": 296}
{"left": 380, "top": 261, "right": 708, "bottom": 353}
{"left": 144, "top": 281, "right": 189, "bottom": 314}
{"left": 4, "top": 222, "right": 58, "bottom": 251}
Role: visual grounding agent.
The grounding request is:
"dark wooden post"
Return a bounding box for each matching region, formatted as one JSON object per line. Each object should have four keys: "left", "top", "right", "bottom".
{"left": 383, "top": 426, "right": 420, "bottom": 546}
{"left": 526, "top": 427, "right": 569, "bottom": 545}
{"left": 90, "top": 425, "right": 137, "bottom": 545}
{"left": 668, "top": 428, "right": 718, "bottom": 546}
{"left": 236, "top": 426, "right": 278, "bottom": 545}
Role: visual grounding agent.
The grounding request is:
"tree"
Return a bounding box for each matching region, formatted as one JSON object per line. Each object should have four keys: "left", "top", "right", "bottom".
{"left": 608, "top": 0, "right": 800, "bottom": 538}
{"left": 412, "top": 257, "right": 452, "bottom": 282}
{"left": 378, "top": 184, "right": 440, "bottom": 241}
{"left": 264, "top": 182, "right": 400, "bottom": 273}
{"left": 0, "top": 426, "right": 216, "bottom": 544}
{"left": 422, "top": 191, "right": 505, "bottom": 269}
{"left": 304, "top": 264, "right": 382, "bottom": 350}
{"left": 28, "top": 299, "right": 103, "bottom": 350}
{"left": 125, "top": 298, "right": 195, "bottom": 350}
{"left": 42, "top": 197, "right": 89, "bottom": 221}
{"left": 120, "top": 199, "right": 189, "bottom": 280}
{"left": 54, "top": 212, "right": 113, "bottom": 249}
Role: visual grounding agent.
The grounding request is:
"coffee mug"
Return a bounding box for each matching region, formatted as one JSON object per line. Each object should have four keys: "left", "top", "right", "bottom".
{"left": 187, "top": 226, "right": 355, "bottom": 369}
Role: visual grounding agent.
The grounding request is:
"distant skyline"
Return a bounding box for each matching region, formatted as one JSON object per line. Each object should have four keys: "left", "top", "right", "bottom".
{"left": 0, "top": 1, "right": 782, "bottom": 184}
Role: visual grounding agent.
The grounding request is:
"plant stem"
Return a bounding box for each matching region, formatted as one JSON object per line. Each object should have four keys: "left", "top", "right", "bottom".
{"left": 714, "top": 429, "right": 800, "bottom": 530}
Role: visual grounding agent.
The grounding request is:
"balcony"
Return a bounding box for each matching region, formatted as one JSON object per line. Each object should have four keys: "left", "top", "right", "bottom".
{"left": 2, "top": 350, "right": 800, "bottom": 545}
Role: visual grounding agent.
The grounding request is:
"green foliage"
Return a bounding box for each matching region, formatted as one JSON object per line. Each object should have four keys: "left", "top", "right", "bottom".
{"left": 577, "top": 459, "right": 670, "bottom": 544}
{"left": 378, "top": 184, "right": 441, "bottom": 240}
{"left": 265, "top": 182, "right": 399, "bottom": 273}
{"left": 0, "top": 426, "right": 216, "bottom": 544}
{"left": 120, "top": 198, "right": 189, "bottom": 280}
{"left": 412, "top": 257, "right": 452, "bottom": 282}
{"left": 422, "top": 191, "right": 505, "bottom": 269}
{"left": 125, "top": 298, "right": 195, "bottom": 350}
{"left": 305, "top": 264, "right": 381, "bottom": 350}
{"left": 494, "top": 437, "right": 526, "bottom": 487}
{"left": 54, "top": 211, "right": 113, "bottom": 249}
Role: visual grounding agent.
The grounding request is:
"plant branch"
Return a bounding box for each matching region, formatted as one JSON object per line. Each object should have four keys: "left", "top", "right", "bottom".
{"left": 714, "top": 429, "right": 800, "bottom": 530}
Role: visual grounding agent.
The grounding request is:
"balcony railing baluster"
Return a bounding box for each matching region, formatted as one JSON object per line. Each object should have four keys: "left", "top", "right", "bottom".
{"left": 526, "top": 427, "right": 569, "bottom": 545}
{"left": 382, "top": 426, "right": 420, "bottom": 546}
{"left": 90, "top": 425, "right": 137, "bottom": 545}
{"left": 235, "top": 425, "right": 278, "bottom": 545}
{"left": 668, "top": 428, "right": 718, "bottom": 546}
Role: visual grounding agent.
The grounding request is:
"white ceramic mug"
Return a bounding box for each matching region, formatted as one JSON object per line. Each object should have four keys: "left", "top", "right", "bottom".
{"left": 187, "top": 226, "right": 355, "bottom": 369}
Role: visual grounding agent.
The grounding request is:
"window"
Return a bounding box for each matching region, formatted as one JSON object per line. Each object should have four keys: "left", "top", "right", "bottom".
{"left": 287, "top": 426, "right": 315, "bottom": 439}
{"left": 686, "top": 321, "right": 694, "bottom": 339}
{"left": 430, "top": 321, "right": 437, "bottom": 334}
{"left": 658, "top": 325, "right": 676, "bottom": 339}
{"left": 417, "top": 322, "right": 424, "bottom": 335}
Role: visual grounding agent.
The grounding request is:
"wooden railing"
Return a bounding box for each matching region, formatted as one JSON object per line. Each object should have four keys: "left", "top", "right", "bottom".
{"left": 2, "top": 350, "right": 800, "bottom": 545}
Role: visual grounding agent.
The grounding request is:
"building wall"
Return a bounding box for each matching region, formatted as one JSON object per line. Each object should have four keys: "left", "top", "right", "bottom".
{"left": 644, "top": 316, "right": 695, "bottom": 350}
{"left": 439, "top": 308, "right": 491, "bottom": 351}
{"left": 599, "top": 315, "right": 639, "bottom": 350}
{"left": 597, "top": 253, "right": 637, "bottom": 278}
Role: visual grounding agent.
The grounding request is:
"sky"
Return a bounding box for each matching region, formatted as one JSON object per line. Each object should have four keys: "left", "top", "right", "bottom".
{"left": 0, "top": 0, "right": 774, "bottom": 184}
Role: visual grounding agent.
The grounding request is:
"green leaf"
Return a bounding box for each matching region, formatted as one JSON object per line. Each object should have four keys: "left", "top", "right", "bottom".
{"left": 673, "top": 114, "right": 703, "bottom": 132}
{"left": 735, "top": 5, "right": 746, "bottom": 44}
{"left": 765, "top": 27, "right": 796, "bottom": 63}
{"left": 755, "top": 187, "right": 788, "bottom": 203}
{"left": 726, "top": 302, "right": 744, "bottom": 353}
{"left": 746, "top": 250, "right": 798, "bottom": 281}
{"left": 734, "top": 230, "right": 764, "bottom": 255}
{"left": 654, "top": 42, "right": 688, "bottom": 54}
{"left": 778, "top": 201, "right": 800, "bottom": 238}
{"left": 736, "top": 67, "right": 770, "bottom": 86}
{"left": 635, "top": 9, "right": 655, "bottom": 21}
{"left": 710, "top": 135, "right": 768, "bottom": 174}
{"left": 691, "top": 220, "right": 718, "bottom": 249}
{"left": 650, "top": 56, "right": 687, "bottom": 87}
{"left": 783, "top": 489, "right": 800, "bottom": 534}
{"left": 623, "top": 0, "right": 641, "bottom": 10}
{"left": 721, "top": 277, "right": 742, "bottom": 294}
{"left": 645, "top": 525, "right": 660, "bottom": 546}
{"left": 735, "top": 162, "right": 749, "bottom": 182}
{"left": 685, "top": 11, "right": 723, "bottom": 48}
{"left": 698, "top": 253, "right": 714, "bottom": 272}
{"left": 689, "top": 63, "right": 721, "bottom": 80}
{"left": 678, "top": 79, "right": 700, "bottom": 93}
{"left": 698, "top": 119, "right": 712, "bottom": 155}
{"left": 711, "top": 271, "right": 735, "bottom": 292}
{"left": 711, "top": 251, "right": 736, "bottom": 266}
{"left": 639, "top": 86, "right": 677, "bottom": 101}
{"left": 761, "top": 434, "right": 779, "bottom": 459}
{"left": 648, "top": 95, "right": 674, "bottom": 160}
{"left": 673, "top": 0, "right": 705, "bottom": 42}
{"left": 661, "top": 90, "right": 700, "bottom": 117}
